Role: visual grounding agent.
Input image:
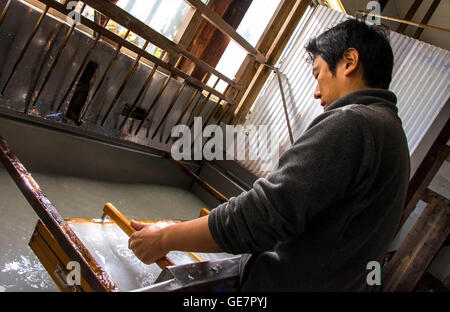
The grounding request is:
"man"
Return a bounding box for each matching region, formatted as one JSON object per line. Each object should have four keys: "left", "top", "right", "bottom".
{"left": 128, "top": 18, "right": 410, "bottom": 291}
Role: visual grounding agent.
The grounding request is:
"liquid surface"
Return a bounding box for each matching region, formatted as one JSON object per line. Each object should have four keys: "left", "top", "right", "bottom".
{"left": 0, "top": 168, "right": 210, "bottom": 292}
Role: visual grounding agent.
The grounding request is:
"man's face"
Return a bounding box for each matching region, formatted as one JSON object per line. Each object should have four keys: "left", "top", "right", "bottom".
{"left": 312, "top": 55, "right": 343, "bottom": 110}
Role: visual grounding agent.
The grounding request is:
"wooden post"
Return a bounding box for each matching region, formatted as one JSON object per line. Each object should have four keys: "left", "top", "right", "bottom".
{"left": 382, "top": 192, "right": 450, "bottom": 292}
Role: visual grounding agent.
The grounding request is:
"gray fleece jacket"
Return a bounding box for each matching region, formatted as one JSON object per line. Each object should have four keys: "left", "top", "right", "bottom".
{"left": 208, "top": 89, "right": 410, "bottom": 291}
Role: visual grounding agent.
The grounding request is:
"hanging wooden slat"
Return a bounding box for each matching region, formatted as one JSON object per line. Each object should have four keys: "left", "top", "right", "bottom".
{"left": 37, "top": 0, "right": 237, "bottom": 105}
{"left": 82, "top": 0, "right": 242, "bottom": 91}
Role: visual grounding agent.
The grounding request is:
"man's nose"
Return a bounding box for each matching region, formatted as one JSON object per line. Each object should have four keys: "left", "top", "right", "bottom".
{"left": 314, "top": 84, "right": 321, "bottom": 99}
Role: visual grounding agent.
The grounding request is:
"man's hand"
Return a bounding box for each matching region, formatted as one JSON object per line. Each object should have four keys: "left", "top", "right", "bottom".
{"left": 128, "top": 220, "right": 168, "bottom": 265}
{"left": 128, "top": 216, "right": 223, "bottom": 265}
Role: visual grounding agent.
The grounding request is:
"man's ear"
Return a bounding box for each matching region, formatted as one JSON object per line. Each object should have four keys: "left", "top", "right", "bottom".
{"left": 342, "top": 48, "right": 360, "bottom": 76}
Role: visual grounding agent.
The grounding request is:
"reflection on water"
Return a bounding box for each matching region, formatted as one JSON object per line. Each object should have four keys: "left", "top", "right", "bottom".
{"left": 1, "top": 255, "right": 55, "bottom": 290}
{"left": 0, "top": 168, "right": 209, "bottom": 292}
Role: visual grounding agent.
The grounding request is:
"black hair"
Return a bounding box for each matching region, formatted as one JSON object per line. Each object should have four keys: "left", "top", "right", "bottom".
{"left": 305, "top": 18, "right": 394, "bottom": 89}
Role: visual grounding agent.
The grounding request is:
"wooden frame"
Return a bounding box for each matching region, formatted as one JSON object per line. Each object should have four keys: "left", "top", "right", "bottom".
{"left": 0, "top": 135, "right": 119, "bottom": 292}
{"left": 0, "top": 134, "right": 228, "bottom": 291}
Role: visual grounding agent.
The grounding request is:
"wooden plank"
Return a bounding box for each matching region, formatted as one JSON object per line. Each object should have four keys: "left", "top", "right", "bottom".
{"left": 183, "top": 0, "right": 266, "bottom": 63}
{"left": 396, "top": 0, "right": 423, "bottom": 34}
{"left": 0, "top": 135, "right": 119, "bottom": 292}
{"left": 34, "top": 220, "right": 95, "bottom": 291}
{"left": 174, "top": 6, "right": 204, "bottom": 49}
{"left": 29, "top": 226, "right": 79, "bottom": 292}
{"left": 381, "top": 194, "right": 450, "bottom": 292}
{"left": 231, "top": 0, "right": 311, "bottom": 124}
{"left": 29, "top": 220, "right": 95, "bottom": 292}
{"left": 38, "top": 0, "right": 237, "bottom": 105}
{"left": 413, "top": 0, "right": 441, "bottom": 39}
{"left": 82, "top": 0, "right": 242, "bottom": 90}
{"left": 400, "top": 116, "right": 449, "bottom": 231}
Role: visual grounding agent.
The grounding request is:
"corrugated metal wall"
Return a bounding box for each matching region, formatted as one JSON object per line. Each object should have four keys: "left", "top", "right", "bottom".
{"left": 238, "top": 5, "right": 449, "bottom": 177}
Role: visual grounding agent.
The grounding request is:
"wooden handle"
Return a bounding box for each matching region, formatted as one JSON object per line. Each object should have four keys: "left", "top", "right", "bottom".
{"left": 103, "top": 203, "right": 174, "bottom": 268}
{"left": 199, "top": 208, "right": 211, "bottom": 217}
{"left": 103, "top": 203, "right": 134, "bottom": 236}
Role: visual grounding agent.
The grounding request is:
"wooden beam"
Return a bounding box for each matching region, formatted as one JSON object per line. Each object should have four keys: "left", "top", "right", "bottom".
{"left": 231, "top": 0, "right": 312, "bottom": 124}
{"left": 400, "top": 115, "right": 449, "bottom": 232}
{"left": 397, "top": 0, "right": 423, "bottom": 34}
{"left": 183, "top": 0, "right": 266, "bottom": 63}
{"left": 381, "top": 193, "right": 450, "bottom": 291}
{"left": 413, "top": 0, "right": 441, "bottom": 39}
{"left": 179, "top": 0, "right": 234, "bottom": 77}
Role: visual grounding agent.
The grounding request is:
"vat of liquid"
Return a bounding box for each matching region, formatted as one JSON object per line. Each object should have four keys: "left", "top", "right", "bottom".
{"left": 29, "top": 216, "right": 234, "bottom": 292}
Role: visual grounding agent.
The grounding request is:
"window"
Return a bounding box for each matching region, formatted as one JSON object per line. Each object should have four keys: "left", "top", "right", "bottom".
{"left": 209, "top": 0, "right": 281, "bottom": 93}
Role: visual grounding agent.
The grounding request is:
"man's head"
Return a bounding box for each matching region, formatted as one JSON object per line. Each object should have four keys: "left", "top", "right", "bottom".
{"left": 305, "top": 18, "right": 394, "bottom": 110}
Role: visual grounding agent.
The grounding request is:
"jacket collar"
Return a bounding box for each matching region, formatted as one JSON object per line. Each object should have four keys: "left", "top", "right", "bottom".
{"left": 325, "top": 89, "right": 398, "bottom": 112}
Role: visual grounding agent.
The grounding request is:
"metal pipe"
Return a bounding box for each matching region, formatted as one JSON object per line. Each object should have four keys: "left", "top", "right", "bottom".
{"left": 150, "top": 81, "right": 187, "bottom": 140}
{"left": 101, "top": 40, "right": 150, "bottom": 126}
{"left": 1, "top": 5, "right": 49, "bottom": 95}
{"left": 29, "top": 3, "right": 87, "bottom": 111}
{"left": 135, "top": 56, "right": 184, "bottom": 136}
{"left": 57, "top": 18, "right": 110, "bottom": 111}
{"left": 275, "top": 69, "right": 294, "bottom": 144}
{"left": 81, "top": 29, "right": 131, "bottom": 119}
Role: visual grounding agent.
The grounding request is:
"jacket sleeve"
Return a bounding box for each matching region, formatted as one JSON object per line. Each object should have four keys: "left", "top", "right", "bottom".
{"left": 208, "top": 108, "right": 374, "bottom": 254}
